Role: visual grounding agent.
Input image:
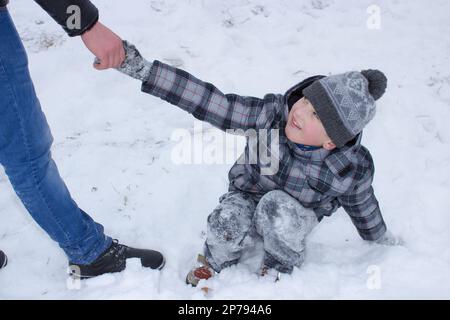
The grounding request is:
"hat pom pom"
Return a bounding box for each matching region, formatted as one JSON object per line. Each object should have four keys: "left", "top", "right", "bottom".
{"left": 361, "top": 69, "right": 387, "bottom": 100}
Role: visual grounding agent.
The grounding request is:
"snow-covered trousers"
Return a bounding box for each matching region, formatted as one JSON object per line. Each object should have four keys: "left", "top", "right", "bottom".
{"left": 204, "top": 190, "right": 319, "bottom": 274}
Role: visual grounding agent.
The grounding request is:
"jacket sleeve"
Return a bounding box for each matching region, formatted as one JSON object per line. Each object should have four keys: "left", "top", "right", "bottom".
{"left": 140, "top": 60, "right": 284, "bottom": 132}
{"left": 338, "top": 171, "right": 387, "bottom": 241}
{"left": 34, "top": 0, "right": 99, "bottom": 37}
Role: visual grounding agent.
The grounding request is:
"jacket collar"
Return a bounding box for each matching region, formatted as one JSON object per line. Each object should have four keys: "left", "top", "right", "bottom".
{"left": 286, "top": 132, "right": 362, "bottom": 178}
{"left": 324, "top": 133, "right": 362, "bottom": 178}
{"left": 286, "top": 139, "right": 331, "bottom": 162}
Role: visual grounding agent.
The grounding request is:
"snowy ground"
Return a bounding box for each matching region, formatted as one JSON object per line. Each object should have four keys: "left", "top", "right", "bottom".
{"left": 1, "top": 0, "right": 450, "bottom": 299}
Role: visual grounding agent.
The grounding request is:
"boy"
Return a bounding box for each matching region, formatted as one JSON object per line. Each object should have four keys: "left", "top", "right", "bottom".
{"left": 114, "top": 41, "right": 401, "bottom": 286}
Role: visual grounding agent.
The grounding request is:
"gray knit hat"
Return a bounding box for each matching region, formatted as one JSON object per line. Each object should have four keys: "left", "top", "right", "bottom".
{"left": 302, "top": 69, "right": 387, "bottom": 148}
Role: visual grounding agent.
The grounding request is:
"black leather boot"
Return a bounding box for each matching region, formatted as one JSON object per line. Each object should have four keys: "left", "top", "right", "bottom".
{"left": 69, "top": 240, "right": 165, "bottom": 279}
{"left": 0, "top": 250, "right": 7, "bottom": 269}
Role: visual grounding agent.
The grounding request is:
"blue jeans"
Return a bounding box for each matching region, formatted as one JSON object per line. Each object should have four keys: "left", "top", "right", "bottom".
{"left": 0, "top": 7, "right": 111, "bottom": 264}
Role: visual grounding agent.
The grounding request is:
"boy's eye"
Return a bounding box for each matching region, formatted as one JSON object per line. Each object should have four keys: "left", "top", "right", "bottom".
{"left": 313, "top": 111, "right": 319, "bottom": 118}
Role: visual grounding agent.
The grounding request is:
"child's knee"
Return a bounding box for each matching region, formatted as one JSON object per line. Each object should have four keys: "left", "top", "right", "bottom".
{"left": 207, "top": 209, "right": 250, "bottom": 244}
{"left": 207, "top": 193, "right": 256, "bottom": 243}
{"left": 255, "top": 190, "right": 298, "bottom": 220}
{"left": 255, "top": 190, "right": 318, "bottom": 234}
{"left": 259, "top": 190, "right": 297, "bottom": 205}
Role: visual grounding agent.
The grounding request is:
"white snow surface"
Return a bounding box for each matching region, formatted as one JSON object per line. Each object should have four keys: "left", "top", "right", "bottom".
{"left": 1, "top": 0, "right": 450, "bottom": 299}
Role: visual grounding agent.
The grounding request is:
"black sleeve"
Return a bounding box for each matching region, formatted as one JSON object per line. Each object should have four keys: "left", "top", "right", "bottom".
{"left": 34, "top": 0, "right": 99, "bottom": 37}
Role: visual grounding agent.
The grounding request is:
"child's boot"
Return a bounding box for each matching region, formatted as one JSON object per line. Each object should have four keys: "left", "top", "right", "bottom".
{"left": 186, "top": 254, "right": 216, "bottom": 287}
{"left": 259, "top": 264, "right": 281, "bottom": 282}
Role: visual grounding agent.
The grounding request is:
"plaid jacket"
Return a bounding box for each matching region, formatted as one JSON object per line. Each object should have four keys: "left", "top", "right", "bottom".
{"left": 141, "top": 60, "right": 387, "bottom": 241}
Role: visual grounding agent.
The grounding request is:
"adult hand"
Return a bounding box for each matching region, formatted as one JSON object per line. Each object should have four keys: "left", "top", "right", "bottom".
{"left": 81, "top": 21, "right": 125, "bottom": 70}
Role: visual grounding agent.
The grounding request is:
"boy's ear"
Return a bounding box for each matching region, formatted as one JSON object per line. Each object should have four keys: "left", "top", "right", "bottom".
{"left": 323, "top": 140, "right": 336, "bottom": 151}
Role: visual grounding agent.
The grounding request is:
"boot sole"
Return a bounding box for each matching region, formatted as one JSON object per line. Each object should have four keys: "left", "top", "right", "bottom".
{"left": 0, "top": 255, "right": 7, "bottom": 269}
{"left": 69, "top": 256, "right": 165, "bottom": 280}
{"left": 157, "top": 257, "right": 166, "bottom": 271}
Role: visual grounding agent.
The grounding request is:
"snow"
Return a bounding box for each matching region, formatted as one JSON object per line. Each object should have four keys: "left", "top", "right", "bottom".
{"left": 1, "top": 0, "right": 450, "bottom": 299}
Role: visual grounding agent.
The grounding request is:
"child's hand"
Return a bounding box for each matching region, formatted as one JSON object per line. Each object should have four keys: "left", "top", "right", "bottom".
{"left": 374, "top": 230, "right": 404, "bottom": 246}
{"left": 95, "top": 40, "right": 152, "bottom": 82}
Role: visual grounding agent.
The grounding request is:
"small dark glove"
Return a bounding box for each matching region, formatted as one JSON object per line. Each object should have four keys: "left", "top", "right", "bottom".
{"left": 375, "top": 230, "right": 404, "bottom": 246}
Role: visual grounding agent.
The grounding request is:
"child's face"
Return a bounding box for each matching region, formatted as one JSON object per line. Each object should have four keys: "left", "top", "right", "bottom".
{"left": 285, "top": 97, "right": 336, "bottom": 150}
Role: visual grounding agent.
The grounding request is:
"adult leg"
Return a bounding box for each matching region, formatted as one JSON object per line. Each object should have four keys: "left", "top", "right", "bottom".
{"left": 0, "top": 8, "right": 111, "bottom": 264}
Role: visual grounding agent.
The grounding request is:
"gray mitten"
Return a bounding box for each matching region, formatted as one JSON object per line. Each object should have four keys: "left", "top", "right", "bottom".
{"left": 95, "top": 40, "right": 152, "bottom": 81}
{"left": 375, "top": 230, "right": 404, "bottom": 246}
